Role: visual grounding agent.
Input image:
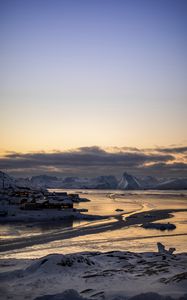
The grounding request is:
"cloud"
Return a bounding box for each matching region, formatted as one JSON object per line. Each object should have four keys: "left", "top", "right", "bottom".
{"left": 0, "top": 147, "right": 174, "bottom": 168}
{"left": 143, "top": 162, "right": 187, "bottom": 171}
{"left": 0, "top": 145, "right": 186, "bottom": 177}
{"left": 155, "top": 146, "right": 187, "bottom": 154}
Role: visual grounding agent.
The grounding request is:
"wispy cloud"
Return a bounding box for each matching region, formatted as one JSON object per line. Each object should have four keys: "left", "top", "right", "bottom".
{"left": 155, "top": 146, "right": 187, "bottom": 154}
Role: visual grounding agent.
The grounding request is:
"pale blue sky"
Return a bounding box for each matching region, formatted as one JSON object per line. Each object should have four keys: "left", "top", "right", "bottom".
{"left": 0, "top": 0, "right": 187, "bottom": 152}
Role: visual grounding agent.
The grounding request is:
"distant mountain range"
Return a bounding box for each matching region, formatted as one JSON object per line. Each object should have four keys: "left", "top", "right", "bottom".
{"left": 0, "top": 171, "right": 187, "bottom": 190}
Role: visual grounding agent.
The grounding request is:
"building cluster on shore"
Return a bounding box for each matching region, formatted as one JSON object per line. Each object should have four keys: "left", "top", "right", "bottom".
{"left": 0, "top": 186, "right": 89, "bottom": 218}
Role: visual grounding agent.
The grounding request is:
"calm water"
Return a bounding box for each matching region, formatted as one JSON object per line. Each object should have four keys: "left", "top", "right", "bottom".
{"left": 0, "top": 190, "right": 187, "bottom": 259}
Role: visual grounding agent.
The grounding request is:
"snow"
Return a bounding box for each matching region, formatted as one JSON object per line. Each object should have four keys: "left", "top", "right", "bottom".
{"left": 34, "top": 290, "right": 187, "bottom": 300}
{"left": 155, "top": 179, "right": 187, "bottom": 190}
{"left": 1, "top": 171, "right": 187, "bottom": 190}
{"left": 39, "top": 290, "right": 176, "bottom": 300}
{"left": 1, "top": 250, "right": 187, "bottom": 300}
{"left": 30, "top": 175, "right": 118, "bottom": 189}
{"left": 34, "top": 290, "right": 88, "bottom": 300}
{"left": 118, "top": 173, "right": 141, "bottom": 190}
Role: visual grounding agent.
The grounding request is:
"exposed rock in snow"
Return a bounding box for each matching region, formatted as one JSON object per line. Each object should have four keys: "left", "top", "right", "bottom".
{"left": 25, "top": 253, "right": 97, "bottom": 274}
{"left": 160, "top": 272, "right": 187, "bottom": 284}
{"left": 157, "top": 242, "right": 176, "bottom": 255}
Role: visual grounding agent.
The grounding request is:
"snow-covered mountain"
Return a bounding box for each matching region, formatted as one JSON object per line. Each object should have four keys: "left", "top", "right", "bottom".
{"left": 1, "top": 170, "right": 187, "bottom": 190}
{"left": 117, "top": 173, "right": 187, "bottom": 190}
{"left": 65, "top": 175, "right": 118, "bottom": 189}
{"left": 118, "top": 172, "right": 141, "bottom": 190}
{"left": 0, "top": 171, "right": 37, "bottom": 190}
{"left": 30, "top": 175, "right": 63, "bottom": 189}
{"left": 30, "top": 175, "right": 118, "bottom": 189}
{"left": 138, "top": 175, "right": 160, "bottom": 189}
{"left": 155, "top": 178, "right": 187, "bottom": 190}
{"left": 92, "top": 176, "right": 118, "bottom": 189}
{"left": 0, "top": 171, "right": 16, "bottom": 189}
{"left": 15, "top": 177, "right": 36, "bottom": 188}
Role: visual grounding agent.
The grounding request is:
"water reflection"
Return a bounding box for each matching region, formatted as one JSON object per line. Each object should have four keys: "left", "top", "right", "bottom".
{"left": 0, "top": 218, "right": 75, "bottom": 240}
{"left": 0, "top": 190, "right": 187, "bottom": 259}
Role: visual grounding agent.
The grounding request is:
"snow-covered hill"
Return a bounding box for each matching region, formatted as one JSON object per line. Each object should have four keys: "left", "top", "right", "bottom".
{"left": 1, "top": 250, "right": 187, "bottom": 300}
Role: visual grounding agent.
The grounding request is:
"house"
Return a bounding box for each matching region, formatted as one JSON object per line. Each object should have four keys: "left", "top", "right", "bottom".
{"left": 68, "top": 194, "right": 79, "bottom": 202}
{"left": 0, "top": 210, "right": 8, "bottom": 217}
{"left": 21, "top": 198, "right": 74, "bottom": 210}
{"left": 54, "top": 192, "right": 68, "bottom": 197}
{"left": 10, "top": 196, "right": 28, "bottom": 205}
{"left": 61, "top": 199, "right": 73, "bottom": 209}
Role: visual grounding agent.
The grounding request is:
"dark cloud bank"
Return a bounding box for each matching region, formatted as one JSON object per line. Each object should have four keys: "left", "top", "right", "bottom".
{"left": 0, "top": 146, "right": 187, "bottom": 178}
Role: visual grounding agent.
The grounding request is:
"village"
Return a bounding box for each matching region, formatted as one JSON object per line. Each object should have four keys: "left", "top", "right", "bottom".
{"left": 0, "top": 186, "right": 90, "bottom": 221}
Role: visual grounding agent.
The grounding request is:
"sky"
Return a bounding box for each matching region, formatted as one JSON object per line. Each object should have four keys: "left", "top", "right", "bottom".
{"left": 0, "top": 0, "right": 187, "bottom": 177}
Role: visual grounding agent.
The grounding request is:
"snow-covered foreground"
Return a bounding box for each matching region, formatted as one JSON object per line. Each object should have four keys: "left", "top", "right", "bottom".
{"left": 0, "top": 250, "right": 187, "bottom": 300}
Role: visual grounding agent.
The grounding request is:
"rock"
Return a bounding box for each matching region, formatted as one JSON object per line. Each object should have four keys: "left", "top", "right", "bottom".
{"left": 157, "top": 242, "right": 176, "bottom": 255}
{"left": 142, "top": 223, "right": 176, "bottom": 231}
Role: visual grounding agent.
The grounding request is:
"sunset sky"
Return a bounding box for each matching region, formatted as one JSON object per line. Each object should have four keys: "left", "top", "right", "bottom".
{"left": 0, "top": 0, "right": 187, "bottom": 177}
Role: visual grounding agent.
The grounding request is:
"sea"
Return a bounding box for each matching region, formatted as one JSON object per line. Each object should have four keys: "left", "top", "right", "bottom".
{"left": 0, "top": 190, "right": 187, "bottom": 259}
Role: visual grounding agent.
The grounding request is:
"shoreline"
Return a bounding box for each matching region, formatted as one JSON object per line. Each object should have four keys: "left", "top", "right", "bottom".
{"left": 0, "top": 212, "right": 105, "bottom": 223}
{"left": 1, "top": 208, "right": 187, "bottom": 253}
